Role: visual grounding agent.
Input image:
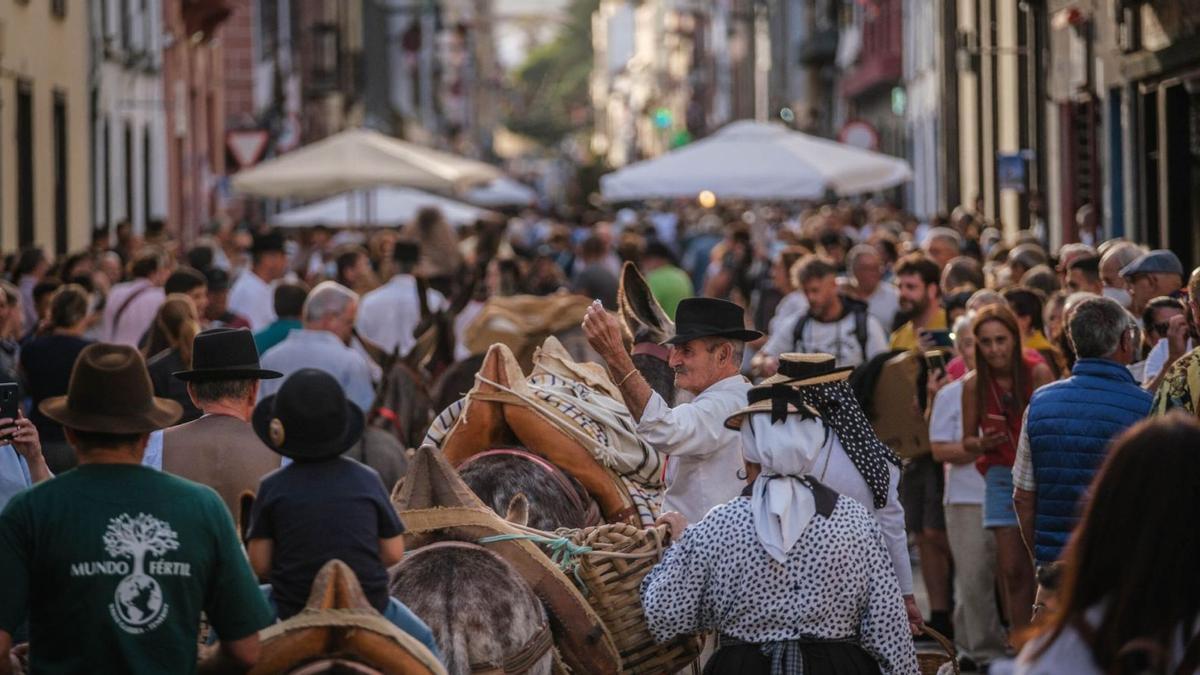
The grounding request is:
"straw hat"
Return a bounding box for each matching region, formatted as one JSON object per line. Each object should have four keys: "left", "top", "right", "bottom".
{"left": 761, "top": 353, "right": 853, "bottom": 387}
{"left": 725, "top": 382, "right": 820, "bottom": 430}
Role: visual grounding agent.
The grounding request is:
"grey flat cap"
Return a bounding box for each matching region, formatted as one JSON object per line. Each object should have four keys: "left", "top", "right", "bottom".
{"left": 1120, "top": 249, "right": 1183, "bottom": 278}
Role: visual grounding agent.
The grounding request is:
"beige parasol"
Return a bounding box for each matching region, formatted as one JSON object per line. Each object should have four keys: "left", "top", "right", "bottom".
{"left": 231, "top": 127, "right": 504, "bottom": 199}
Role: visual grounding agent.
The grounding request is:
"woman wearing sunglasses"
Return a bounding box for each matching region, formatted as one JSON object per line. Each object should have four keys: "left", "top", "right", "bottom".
{"left": 962, "top": 305, "right": 1054, "bottom": 637}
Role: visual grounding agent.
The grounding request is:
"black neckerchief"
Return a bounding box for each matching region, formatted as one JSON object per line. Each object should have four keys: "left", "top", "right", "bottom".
{"left": 740, "top": 475, "right": 838, "bottom": 517}
{"left": 799, "top": 380, "right": 899, "bottom": 509}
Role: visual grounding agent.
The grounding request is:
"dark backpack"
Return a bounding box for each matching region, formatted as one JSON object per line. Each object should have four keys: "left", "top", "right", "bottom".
{"left": 792, "top": 296, "right": 871, "bottom": 362}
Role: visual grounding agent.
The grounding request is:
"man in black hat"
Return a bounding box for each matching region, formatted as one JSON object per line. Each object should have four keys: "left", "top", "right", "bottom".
{"left": 148, "top": 327, "right": 284, "bottom": 517}
{"left": 356, "top": 239, "right": 447, "bottom": 357}
{"left": 583, "top": 296, "right": 761, "bottom": 524}
{"left": 229, "top": 229, "right": 288, "bottom": 331}
{"left": 204, "top": 266, "right": 252, "bottom": 330}
{"left": 0, "top": 343, "right": 273, "bottom": 673}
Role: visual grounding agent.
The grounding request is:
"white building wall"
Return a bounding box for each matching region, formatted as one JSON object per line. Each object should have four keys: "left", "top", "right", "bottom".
{"left": 903, "top": 0, "right": 940, "bottom": 220}
{"left": 92, "top": 0, "right": 168, "bottom": 235}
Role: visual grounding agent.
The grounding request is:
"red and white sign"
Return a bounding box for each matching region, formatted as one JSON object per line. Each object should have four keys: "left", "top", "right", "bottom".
{"left": 838, "top": 120, "right": 880, "bottom": 151}
{"left": 226, "top": 130, "right": 269, "bottom": 169}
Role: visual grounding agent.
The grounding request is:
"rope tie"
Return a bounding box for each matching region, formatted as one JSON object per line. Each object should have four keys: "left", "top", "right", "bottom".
{"left": 478, "top": 533, "right": 594, "bottom": 585}
{"left": 476, "top": 527, "right": 671, "bottom": 588}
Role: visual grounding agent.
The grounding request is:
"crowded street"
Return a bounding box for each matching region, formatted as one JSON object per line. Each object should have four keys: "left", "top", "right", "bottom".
{"left": 1, "top": 1, "right": 1199, "bottom": 674}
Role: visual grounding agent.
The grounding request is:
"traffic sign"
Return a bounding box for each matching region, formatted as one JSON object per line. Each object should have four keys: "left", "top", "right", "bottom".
{"left": 226, "top": 130, "right": 269, "bottom": 169}
{"left": 838, "top": 119, "right": 880, "bottom": 151}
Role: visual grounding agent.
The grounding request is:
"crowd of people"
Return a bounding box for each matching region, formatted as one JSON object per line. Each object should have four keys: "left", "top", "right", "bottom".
{"left": 0, "top": 200, "right": 1198, "bottom": 673}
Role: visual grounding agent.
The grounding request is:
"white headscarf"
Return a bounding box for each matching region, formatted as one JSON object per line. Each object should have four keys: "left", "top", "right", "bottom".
{"left": 740, "top": 413, "right": 829, "bottom": 563}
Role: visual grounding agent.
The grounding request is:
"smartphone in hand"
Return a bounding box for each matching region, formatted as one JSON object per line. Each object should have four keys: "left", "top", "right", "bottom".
{"left": 0, "top": 383, "right": 19, "bottom": 441}
{"left": 924, "top": 350, "right": 947, "bottom": 374}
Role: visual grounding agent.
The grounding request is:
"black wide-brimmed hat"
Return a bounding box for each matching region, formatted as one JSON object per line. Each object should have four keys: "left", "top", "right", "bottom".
{"left": 663, "top": 297, "right": 763, "bottom": 345}
{"left": 173, "top": 328, "right": 283, "bottom": 382}
{"left": 252, "top": 368, "right": 364, "bottom": 461}
{"left": 40, "top": 344, "right": 182, "bottom": 434}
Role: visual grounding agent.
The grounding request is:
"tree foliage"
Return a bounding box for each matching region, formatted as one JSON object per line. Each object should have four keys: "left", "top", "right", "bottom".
{"left": 505, "top": 0, "right": 599, "bottom": 146}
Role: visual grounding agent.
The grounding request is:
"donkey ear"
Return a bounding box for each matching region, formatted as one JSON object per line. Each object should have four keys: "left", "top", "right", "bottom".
{"left": 504, "top": 492, "right": 530, "bottom": 527}
{"left": 405, "top": 321, "right": 439, "bottom": 371}
{"left": 618, "top": 261, "right": 675, "bottom": 343}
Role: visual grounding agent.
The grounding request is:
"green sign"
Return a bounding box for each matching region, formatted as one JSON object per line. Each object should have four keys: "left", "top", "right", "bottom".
{"left": 891, "top": 87, "right": 907, "bottom": 116}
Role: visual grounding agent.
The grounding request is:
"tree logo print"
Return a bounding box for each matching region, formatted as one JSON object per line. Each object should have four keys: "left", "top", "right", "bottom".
{"left": 103, "top": 513, "right": 180, "bottom": 632}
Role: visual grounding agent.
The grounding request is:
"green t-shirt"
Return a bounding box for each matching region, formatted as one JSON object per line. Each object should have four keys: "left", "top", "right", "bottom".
{"left": 0, "top": 464, "right": 274, "bottom": 674}
{"left": 646, "top": 265, "right": 695, "bottom": 320}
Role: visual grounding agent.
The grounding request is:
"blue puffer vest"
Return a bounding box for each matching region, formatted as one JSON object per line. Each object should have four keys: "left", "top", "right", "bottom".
{"left": 1027, "top": 358, "right": 1152, "bottom": 565}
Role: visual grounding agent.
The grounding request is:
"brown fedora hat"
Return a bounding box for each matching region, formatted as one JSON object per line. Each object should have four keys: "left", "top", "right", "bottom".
{"left": 40, "top": 343, "right": 183, "bottom": 434}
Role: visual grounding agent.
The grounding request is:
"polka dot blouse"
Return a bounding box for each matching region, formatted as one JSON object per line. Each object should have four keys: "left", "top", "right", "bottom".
{"left": 640, "top": 481, "right": 919, "bottom": 675}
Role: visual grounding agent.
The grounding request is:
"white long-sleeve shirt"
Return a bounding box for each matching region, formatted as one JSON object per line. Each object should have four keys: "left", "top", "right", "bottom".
{"left": 227, "top": 270, "right": 276, "bottom": 331}
{"left": 767, "top": 290, "right": 809, "bottom": 337}
{"left": 355, "top": 275, "right": 447, "bottom": 357}
{"left": 102, "top": 279, "right": 165, "bottom": 346}
{"left": 636, "top": 374, "right": 750, "bottom": 524}
{"left": 815, "top": 429, "right": 914, "bottom": 595}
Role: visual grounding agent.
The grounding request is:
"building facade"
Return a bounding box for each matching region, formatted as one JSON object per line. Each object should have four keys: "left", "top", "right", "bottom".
{"left": 904, "top": 0, "right": 959, "bottom": 219}
{"left": 90, "top": 0, "right": 169, "bottom": 244}
{"left": 1044, "top": 0, "right": 1200, "bottom": 264}
{"left": 953, "top": 0, "right": 1048, "bottom": 239}
{"left": 356, "top": 0, "right": 500, "bottom": 154}
{"left": 839, "top": 0, "right": 905, "bottom": 160}
{"left": 162, "top": 0, "right": 233, "bottom": 246}
{"left": 0, "top": 0, "right": 90, "bottom": 255}
{"left": 591, "top": 0, "right": 735, "bottom": 167}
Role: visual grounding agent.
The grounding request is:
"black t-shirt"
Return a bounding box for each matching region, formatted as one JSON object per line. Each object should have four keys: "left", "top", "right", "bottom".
{"left": 19, "top": 334, "right": 93, "bottom": 442}
{"left": 247, "top": 456, "right": 404, "bottom": 619}
{"left": 146, "top": 349, "right": 202, "bottom": 423}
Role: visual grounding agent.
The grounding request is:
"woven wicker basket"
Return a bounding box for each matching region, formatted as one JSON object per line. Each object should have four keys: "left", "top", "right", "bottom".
{"left": 916, "top": 626, "right": 958, "bottom": 675}
{"left": 567, "top": 523, "right": 701, "bottom": 674}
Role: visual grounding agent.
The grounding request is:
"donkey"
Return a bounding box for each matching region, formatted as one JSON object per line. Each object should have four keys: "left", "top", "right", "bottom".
{"left": 618, "top": 261, "right": 679, "bottom": 406}
{"left": 391, "top": 480, "right": 556, "bottom": 675}
{"left": 363, "top": 271, "right": 480, "bottom": 452}
{"left": 457, "top": 450, "right": 598, "bottom": 532}
{"left": 390, "top": 541, "right": 553, "bottom": 675}
{"left": 430, "top": 352, "right": 486, "bottom": 416}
